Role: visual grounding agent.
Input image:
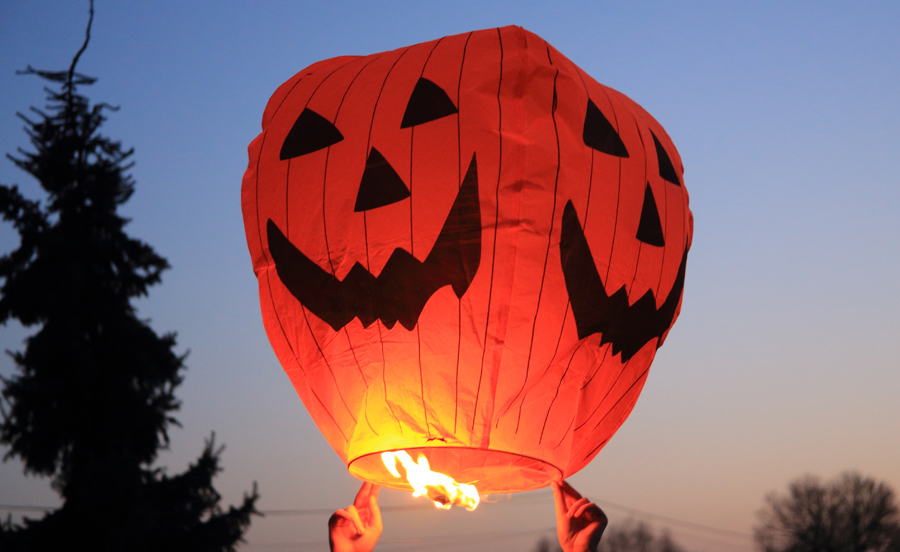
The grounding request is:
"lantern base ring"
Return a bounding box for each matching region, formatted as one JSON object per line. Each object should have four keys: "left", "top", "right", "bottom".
{"left": 348, "top": 447, "right": 563, "bottom": 495}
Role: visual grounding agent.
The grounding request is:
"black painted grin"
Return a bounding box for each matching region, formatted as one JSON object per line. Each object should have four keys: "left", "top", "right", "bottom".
{"left": 559, "top": 200, "right": 688, "bottom": 362}
{"left": 268, "top": 154, "right": 481, "bottom": 332}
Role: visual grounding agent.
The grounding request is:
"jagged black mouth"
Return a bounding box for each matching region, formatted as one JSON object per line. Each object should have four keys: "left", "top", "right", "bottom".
{"left": 268, "top": 154, "right": 481, "bottom": 332}
{"left": 559, "top": 200, "right": 688, "bottom": 362}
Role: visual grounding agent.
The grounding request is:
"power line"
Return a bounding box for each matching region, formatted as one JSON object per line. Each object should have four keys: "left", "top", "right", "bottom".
{"left": 594, "top": 498, "right": 752, "bottom": 540}
{"left": 0, "top": 492, "right": 752, "bottom": 541}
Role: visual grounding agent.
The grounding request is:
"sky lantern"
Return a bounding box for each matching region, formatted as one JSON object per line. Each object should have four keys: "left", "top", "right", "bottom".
{"left": 242, "top": 26, "right": 692, "bottom": 506}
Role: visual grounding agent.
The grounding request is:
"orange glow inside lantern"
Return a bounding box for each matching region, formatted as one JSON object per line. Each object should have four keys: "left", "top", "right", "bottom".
{"left": 242, "top": 26, "right": 692, "bottom": 496}
{"left": 349, "top": 447, "right": 561, "bottom": 495}
{"left": 381, "top": 450, "right": 479, "bottom": 510}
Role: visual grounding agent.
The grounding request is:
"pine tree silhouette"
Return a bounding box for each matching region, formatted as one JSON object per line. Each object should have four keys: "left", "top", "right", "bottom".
{"left": 0, "top": 3, "right": 259, "bottom": 550}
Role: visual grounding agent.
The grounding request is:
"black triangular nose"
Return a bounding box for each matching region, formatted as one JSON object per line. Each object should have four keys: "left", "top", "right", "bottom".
{"left": 636, "top": 183, "right": 665, "bottom": 246}
{"left": 354, "top": 148, "right": 411, "bottom": 212}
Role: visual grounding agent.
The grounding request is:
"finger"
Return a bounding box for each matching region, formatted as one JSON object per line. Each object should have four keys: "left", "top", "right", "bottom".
{"left": 369, "top": 494, "right": 382, "bottom": 529}
{"left": 345, "top": 505, "right": 364, "bottom": 535}
{"left": 560, "top": 480, "right": 583, "bottom": 500}
{"left": 331, "top": 508, "right": 353, "bottom": 527}
{"left": 552, "top": 481, "right": 568, "bottom": 519}
{"left": 370, "top": 484, "right": 380, "bottom": 502}
{"left": 328, "top": 511, "right": 345, "bottom": 528}
{"left": 592, "top": 503, "right": 608, "bottom": 524}
{"left": 567, "top": 497, "right": 590, "bottom": 519}
{"left": 574, "top": 500, "right": 598, "bottom": 519}
{"left": 354, "top": 481, "right": 373, "bottom": 508}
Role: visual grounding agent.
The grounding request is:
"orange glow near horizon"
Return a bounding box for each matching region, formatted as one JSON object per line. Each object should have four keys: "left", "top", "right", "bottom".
{"left": 381, "top": 450, "right": 480, "bottom": 510}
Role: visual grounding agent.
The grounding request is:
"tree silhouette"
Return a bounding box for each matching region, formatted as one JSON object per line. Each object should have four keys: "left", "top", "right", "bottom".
{"left": 534, "top": 521, "right": 688, "bottom": 552}
{"left": 754, "top": 472, "right": 900, "bottom": 552}
{"left": 597, "top": 522, "right": 685, "bottom": 552}
{"left": 0, "top": 3, "right": 259, "bottom": 550}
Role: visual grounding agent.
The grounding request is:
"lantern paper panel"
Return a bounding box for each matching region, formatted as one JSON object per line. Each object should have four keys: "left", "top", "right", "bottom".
{"left": 242, "top": 26, "right": 692, "bottom": 494}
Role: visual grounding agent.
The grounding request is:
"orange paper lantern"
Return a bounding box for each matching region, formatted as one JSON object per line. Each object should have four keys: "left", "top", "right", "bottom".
{"left": 242, "top": 26, "right": 692, "bottom": 493}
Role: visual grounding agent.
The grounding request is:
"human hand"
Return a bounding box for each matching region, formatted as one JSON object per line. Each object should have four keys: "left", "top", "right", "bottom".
{"left": 329, "top": 481, "right": 383, "bottom": 552}
{"left": 552, "top": 480, "right": 608, "bottom": 552}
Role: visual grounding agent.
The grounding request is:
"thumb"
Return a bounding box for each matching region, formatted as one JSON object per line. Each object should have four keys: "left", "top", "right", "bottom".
{"left": 369, "top": 494, "right": 382, "bottom": 529}
{"left": 552, "top": 481, "right": 567, "bottom": 519}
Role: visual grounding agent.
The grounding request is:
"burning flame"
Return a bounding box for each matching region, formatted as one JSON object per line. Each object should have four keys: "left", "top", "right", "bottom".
{"left": 381, "top": 450, "right": 479, "bottom": 510}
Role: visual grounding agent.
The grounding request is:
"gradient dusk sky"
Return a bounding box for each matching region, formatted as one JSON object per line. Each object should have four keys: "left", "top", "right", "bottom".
{"left": 1, "top": 2, "right": 898, "bottom": 551}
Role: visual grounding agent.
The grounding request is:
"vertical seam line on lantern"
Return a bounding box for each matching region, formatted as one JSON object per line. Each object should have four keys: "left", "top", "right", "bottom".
{"left": 627, "top": 110, "right": 648, "bottom": 296}
{"left": 572, "top": 65, "right": 600, "bottom": 389}
{"left": 254, "top": 131, "right": 307, "bottom": 378}
{"left": 297, "top": 303, "right": 357, "bottom": 425}
{"left": 286, "top": 59, "right": 354, "bottom": 240}
{"left": 671, "top": 148, "right": 690, "bottom": 338}
{"left": 283, "top": 60, "right": 360, "bottom": 426}
{"left": 599, "top": 86, "right": 622, "bottom": 285}
{"left": 454, "top": 31, "right": 473, "bottom": 436}
{"left": 509, "top": 41, "right": 562, "bottom": 428}
{"left": 254, "top": 131, "right": 304, "bottom": 373}
{"left": 526, "top": 49, "right": 598, "bottom": 442}
{"left": 540, "top": 61, "right": 603, "bottom": 457}
{"left": 365, "top": 46, "right": 412, "bottom": 435}
{"left": 253, "top": 64, "right": 306, "bottom": 311}
{"left": 255, "top": 66, "right": 356, "bottom": 443}
{"left": 411, "top": 37, "right": 444, "bottom": 439}
{"left": 580, "top": 437, "right": 609, "bottom": 464}
{"left": 255, "top": 66, "right": 313, "bottom": 264}
{"left": 539, "top": 339, "right": 584, "bottom": 444}
{"left": 574, "top": 355, "right": 631, "bottom": 432}
{"left": 520, "top": 302, "right": 567, "bottom": 430}
{"left": 269, "top": 71, "right": 307, "bottom": 123}
{"left": 305, "top": 362, "right": 351, "bottom": 443}
{"left": 466, "top": 29, "right": 503, "bottom": 434}
{"left": 268, "top": 57, "right": 355, "bottom": 255}
{"left": 655, "top": 132, "right": 669, "bottom": 300}
{"left": 324, "top": 57, "right": 378, "bottom": 389}
{"left": 508, "top": 68, "right": 562, "bottom": 434}
{"left": 578, "top": 372, "right": 641, "bottom": 464}
{"left": 360, "top": 210, "right": 380, "bottom": 437}
{"left": 581, "top": 343, "right": 611, "bottom": 390}
{"left": 472, "top": 27, "right": 504, "bottom": 433}
{"left": 254, "top": 131, "right": 348, "bottom": 442}
{"left": 363, "top": 386, "right": 379, "bottom": 437}
{"left": 582, "top": 367, "right": 648, "bottom": 462}
{"left": 552, "top": 412, "right": 576, "bottom": 451}
{"left": 285, "top": 160, "right": 291, "bottom": 237}
{"left": 320, "top": 56, "right": 370, "bottom": 272}
{"left": 588, "top": 365, "right": 648, "bottom": 435}
{"left": 277, "top": 61, "right": 346, "bottom": 249}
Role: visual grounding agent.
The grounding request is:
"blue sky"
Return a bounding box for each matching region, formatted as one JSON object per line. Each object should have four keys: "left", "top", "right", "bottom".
{"left": 1, "top": 1, "right": 898, "bottom": 551}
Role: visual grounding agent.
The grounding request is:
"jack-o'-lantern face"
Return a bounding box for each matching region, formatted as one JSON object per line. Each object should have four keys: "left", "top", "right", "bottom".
{"left": 266, "top": 76, "right": 480, "bottom": 333}
{"left": 243, "top": 26, "right": 692, "bottom": 494}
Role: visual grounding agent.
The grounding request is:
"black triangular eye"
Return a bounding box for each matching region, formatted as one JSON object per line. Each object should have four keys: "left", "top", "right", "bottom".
{"left": 280, "top": 108, "right": 344, "bottom": 160}
{"left": 354, "top": 148, "right": 410, "bottom": 212}
{"left": 636, "top": 183, "right": 665, "bottom": 246}
{"left": 400, "top": 78, "right": 458, "bottom": 129}
{"left": 651, "top": 131, "right": 680, "bottom": 186}
{"left": 583, "top": 99, "right": 629, "bottom": 158}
